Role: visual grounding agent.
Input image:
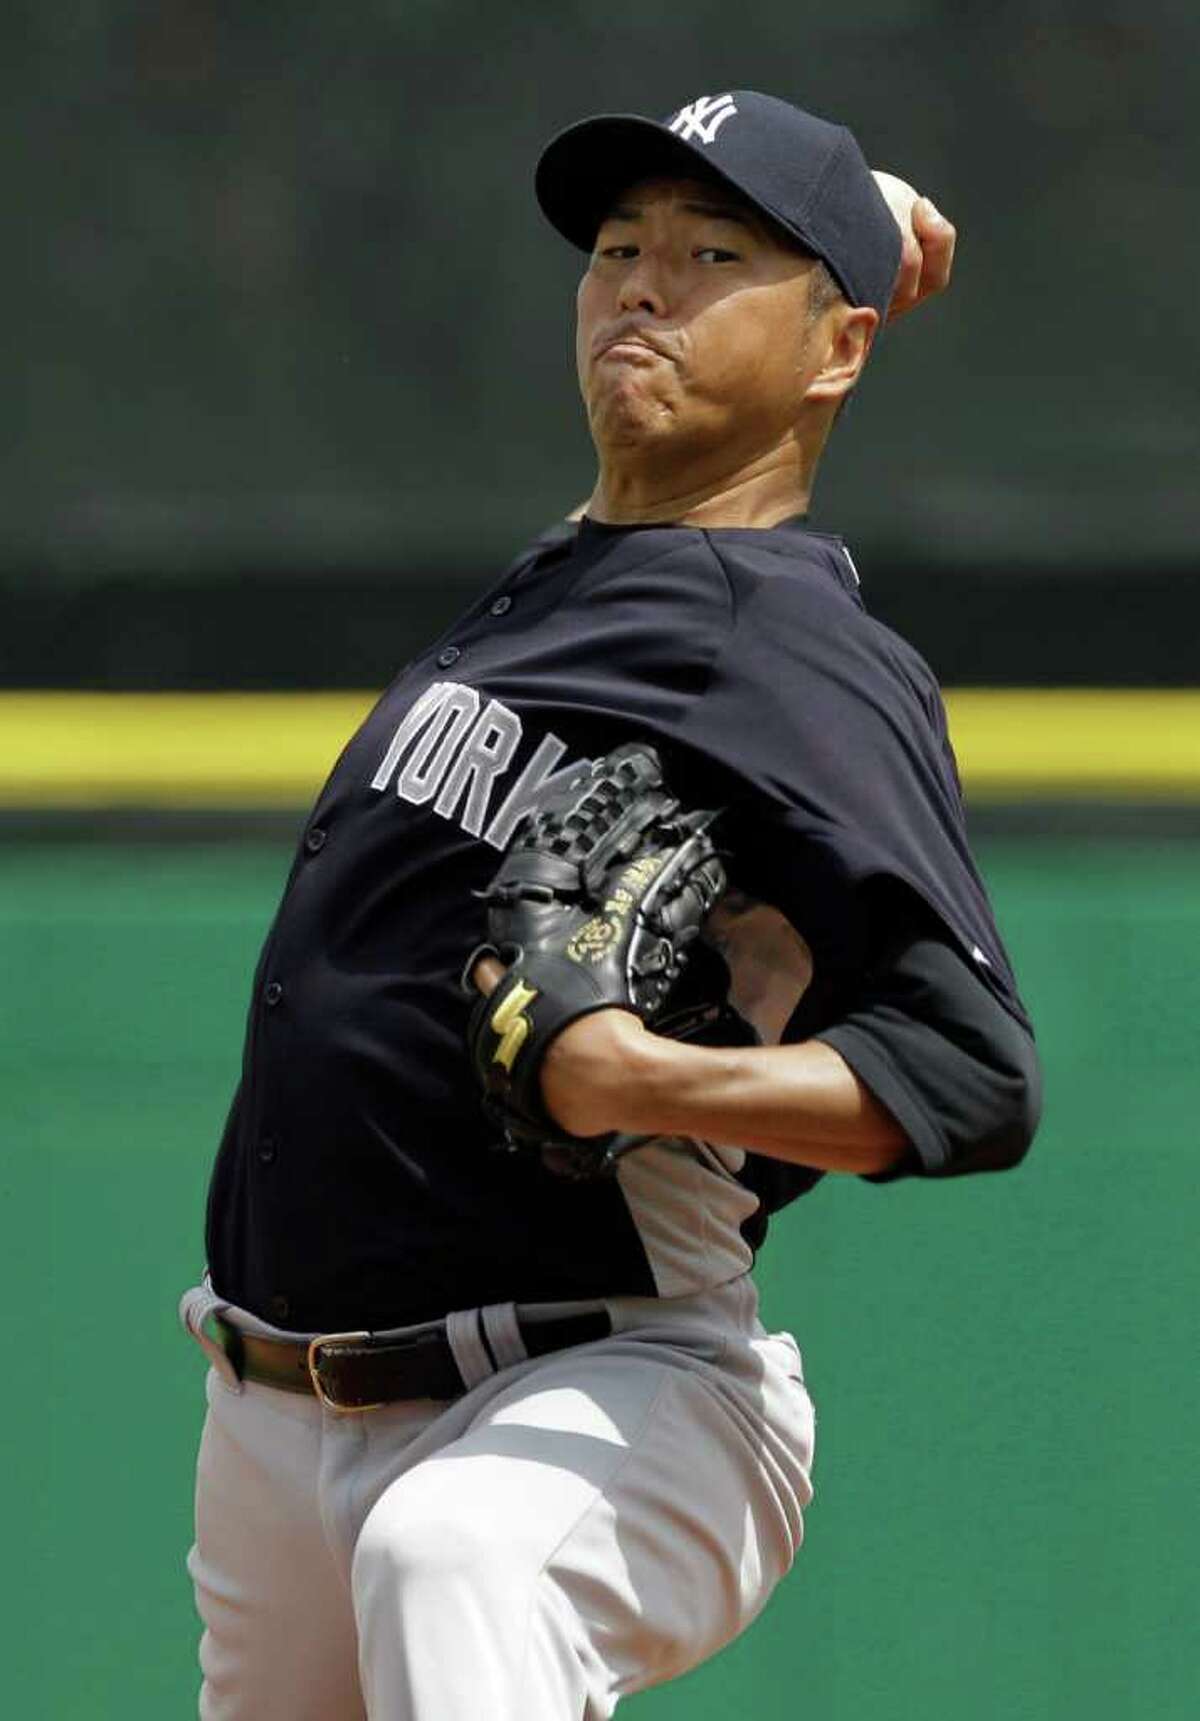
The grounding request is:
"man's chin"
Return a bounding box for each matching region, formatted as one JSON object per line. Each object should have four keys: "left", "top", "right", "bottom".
{"left": 588, "top": 386, "right": 679, "bottom": 448}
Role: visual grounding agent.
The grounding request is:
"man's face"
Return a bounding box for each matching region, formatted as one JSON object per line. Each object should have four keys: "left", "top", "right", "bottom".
{"left": 575, "top": 176, "right": 826, "bottom": 462}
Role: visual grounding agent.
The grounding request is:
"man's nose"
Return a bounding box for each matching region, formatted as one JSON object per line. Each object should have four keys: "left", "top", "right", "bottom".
{"left": 616, "top": 254, "right": 669, "bottom": 318}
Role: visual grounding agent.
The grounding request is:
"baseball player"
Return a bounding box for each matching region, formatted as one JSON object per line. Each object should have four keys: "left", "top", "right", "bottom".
{"left": 181, "top": 91, "right": 1040, "bottom": 1720}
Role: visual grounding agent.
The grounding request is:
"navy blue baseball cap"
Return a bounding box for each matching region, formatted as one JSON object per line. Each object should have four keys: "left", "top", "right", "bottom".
{"left": 536, "top": 90, "right": 901, "bottom": 323}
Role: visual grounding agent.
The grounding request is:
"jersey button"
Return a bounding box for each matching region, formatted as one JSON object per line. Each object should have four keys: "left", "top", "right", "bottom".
{"left": 304, "top": 825, "right": 327, "bottom": 854}
{"left": 437, "top": 645, "right": 461, "bottom": 668}
{"left": 268, "top": 1295, "right": 290, "bottom": 1322}
{"left": 264, "top": 980, "right": 283, "bottom": 1007}
{"left": 489, "top": 595, "right": 512, "bottom": 617}
{"left": 257, "top": 1135, "right": 279, "bottom": 1165}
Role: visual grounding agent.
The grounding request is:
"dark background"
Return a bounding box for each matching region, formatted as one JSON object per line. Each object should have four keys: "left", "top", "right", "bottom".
{"left": 8, "top": 1, "right": 1199, "bottom": 689}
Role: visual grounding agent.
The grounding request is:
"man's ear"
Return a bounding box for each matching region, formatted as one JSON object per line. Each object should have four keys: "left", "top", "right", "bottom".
{"left": 806, "top": 306, "right": 878, "bottom": 405}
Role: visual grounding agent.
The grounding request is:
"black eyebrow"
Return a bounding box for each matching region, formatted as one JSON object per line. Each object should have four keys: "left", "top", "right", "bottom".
{"left": 602, "top": 199, "right": 755, "bottom": 230}
{"left": 680, "top": 200, "right": 754, "bottom": 228}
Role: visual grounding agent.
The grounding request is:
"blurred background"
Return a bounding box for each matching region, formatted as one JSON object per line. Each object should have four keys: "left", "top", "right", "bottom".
{"left": 4, "top": 3, "right": 1198, "bottom": 1716}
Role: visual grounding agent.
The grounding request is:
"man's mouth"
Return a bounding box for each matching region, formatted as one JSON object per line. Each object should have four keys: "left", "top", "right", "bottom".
{"left": 595, "top": 338, "right": 664, "bottom": 365}
{"left": 591, "top": 325, "right": 674, "bottom": 365}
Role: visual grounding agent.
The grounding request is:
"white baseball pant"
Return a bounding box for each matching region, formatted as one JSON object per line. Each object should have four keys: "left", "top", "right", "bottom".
{"left": 183, "top": 1273, "right": 815, "bottom": 1720}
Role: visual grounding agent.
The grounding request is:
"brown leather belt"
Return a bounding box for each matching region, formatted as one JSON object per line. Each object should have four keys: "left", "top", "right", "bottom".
{"left": 208, "top": 1308, "right": 612, "bottom": 1412}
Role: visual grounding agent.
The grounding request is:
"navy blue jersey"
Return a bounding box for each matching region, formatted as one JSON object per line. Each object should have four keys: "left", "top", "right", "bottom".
{"left": 205, "top": 516, "right": 1036, "bottom": 1331}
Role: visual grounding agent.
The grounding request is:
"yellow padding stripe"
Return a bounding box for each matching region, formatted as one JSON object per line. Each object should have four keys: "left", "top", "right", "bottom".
{"left": 945, "top": 690, "right": 1200, "bottom": 797}
{"left": 0, "top": 693, "right": 376, "bottom": 808}
{"left": 0, "top": 690, "right": 1197, "bottom": 807}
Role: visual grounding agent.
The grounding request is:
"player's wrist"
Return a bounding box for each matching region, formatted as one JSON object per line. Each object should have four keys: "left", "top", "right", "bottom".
{"left": 539, "top": 1009, "right": 719, "bottom": 1140}
{"left": 597, "top": 1027, "right": 728, "bottom": 1139}
{"left": 539, "top": 1007, "right": 658, "bottom": 1137}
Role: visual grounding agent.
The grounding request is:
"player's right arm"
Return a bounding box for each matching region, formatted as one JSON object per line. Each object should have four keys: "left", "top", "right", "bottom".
{"left": 533, "top": 908, "right": 1040, "bottom": 1180}
{"left": 540, "top": 1012, "right": 909, "bottom": 1175}
{"left": 872, "top": 173, "right": 956, "bottom": 320}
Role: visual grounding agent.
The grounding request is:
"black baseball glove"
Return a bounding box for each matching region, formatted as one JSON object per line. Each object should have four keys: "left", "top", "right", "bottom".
{"left": 464, "top": 741, "right": 733, "bottom": 1178}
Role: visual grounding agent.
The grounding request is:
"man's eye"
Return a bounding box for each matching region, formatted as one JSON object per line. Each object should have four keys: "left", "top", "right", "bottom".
{"left": 596, "top": 244, "right": 639, "bottom": 260}
{"left": 694, "top": 246, "right": 740, "bottom": 263}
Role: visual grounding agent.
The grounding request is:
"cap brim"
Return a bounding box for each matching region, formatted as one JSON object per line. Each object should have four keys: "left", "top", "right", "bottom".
{"left": 535, "top": 113, "right": 785, "bottom": 254}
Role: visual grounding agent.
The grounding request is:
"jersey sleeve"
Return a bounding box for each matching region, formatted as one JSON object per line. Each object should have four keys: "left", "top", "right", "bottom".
{"left": 668, "top": 533, "right": 1031, "bottom": 1030}
{"left": 660, "top": 533, "right": 1039, "bottom": 1191}
{"left": 815, "top": 883, "right": 1042, "bottom": 1179}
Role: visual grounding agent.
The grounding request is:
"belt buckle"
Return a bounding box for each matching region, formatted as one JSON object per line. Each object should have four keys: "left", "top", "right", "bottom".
{"left": 306, "top": 1331, "right": 381, "bottom": 1413}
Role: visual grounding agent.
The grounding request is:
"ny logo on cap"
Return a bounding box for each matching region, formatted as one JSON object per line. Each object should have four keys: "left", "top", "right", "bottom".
{"left": 669, "top": 93, "right": 738, "bottom": 146}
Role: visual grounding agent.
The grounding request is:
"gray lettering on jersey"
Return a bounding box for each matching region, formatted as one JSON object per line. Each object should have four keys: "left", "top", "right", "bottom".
{"left": 398, "top": 683, "right": 481, "bottom": 804}
{"left": 370, "top": 682, "right": 448, "bottom": 791}
{"left": 370, "top": 681, "right": 590, "bottom": 848}
{"left": 434, "top": 699, "right": 523, "bottom": 836}
{"left": 484, "top": 732, "right": 592, "bottom": 850}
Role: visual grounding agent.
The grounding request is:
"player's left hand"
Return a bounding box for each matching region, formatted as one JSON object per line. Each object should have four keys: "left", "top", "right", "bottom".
{"left": 872, "top": 170, "right": 957, "bottom": 322}
{"left": 472, "top": 955, "right": 647, "bottom": 1139}
{"left": 463, "top": 742, "right": 727, "bottom": 1177}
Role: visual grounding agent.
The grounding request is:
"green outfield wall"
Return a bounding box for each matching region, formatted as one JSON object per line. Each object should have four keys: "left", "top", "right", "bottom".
{"left": 4, "top": 836, "right": 1197, "bottom": 1719}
